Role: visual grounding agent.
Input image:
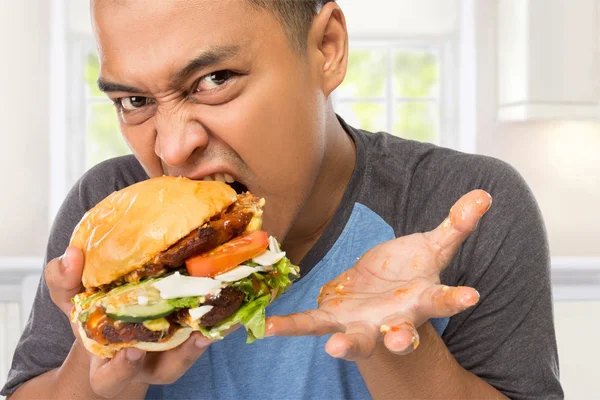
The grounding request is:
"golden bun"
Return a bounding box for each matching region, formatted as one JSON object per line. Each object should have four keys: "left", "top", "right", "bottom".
{"left": 70, "top": 176, "right": 237, "bottom": 289}
{"left": 77, "top": 325, "right": 193, "bottom": 359}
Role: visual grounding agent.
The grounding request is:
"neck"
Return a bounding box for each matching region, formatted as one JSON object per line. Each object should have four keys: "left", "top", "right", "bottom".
{"left": 282, "top": 110, "right": 356, "bottom": 264}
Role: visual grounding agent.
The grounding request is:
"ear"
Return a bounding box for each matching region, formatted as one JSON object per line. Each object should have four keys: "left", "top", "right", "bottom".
{"left": 308, "top": 2, "right": 348, "bottom": 97}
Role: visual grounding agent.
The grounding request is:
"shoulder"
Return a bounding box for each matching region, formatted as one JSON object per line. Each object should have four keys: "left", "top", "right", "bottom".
{"left": 362, "top": 129, "right": 522, "bottom": 189}
{"left": 354, "top": 129, "right": 533, "bottom": 235}
{"left": 46, "top": 155, "right": 147, "bottom": 261}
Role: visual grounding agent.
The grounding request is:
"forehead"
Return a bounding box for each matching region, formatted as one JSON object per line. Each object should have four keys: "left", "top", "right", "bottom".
{"left": 92, "top": 0, "right": 281, "bottom": 81}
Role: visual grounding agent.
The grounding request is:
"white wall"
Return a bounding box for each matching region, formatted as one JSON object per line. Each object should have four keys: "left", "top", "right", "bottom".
{"left": 474, "top": 0, "right": 600, "bottom": 257}
{"left": 554, "top": 302, "right": 600, "bottom": 400}
{"left": 0, "top": 1, "right": 51, "bottom": 257}
{"left": 475, "top": 1, "right": 600, "bottom": 397}
{"left": 339, "top": 0, "right": 458, "bottom": 38}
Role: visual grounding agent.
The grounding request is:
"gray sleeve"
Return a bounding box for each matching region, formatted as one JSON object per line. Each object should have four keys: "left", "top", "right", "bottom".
{"left": 1, "top": 156, "right": 143, "bottom": 396}
{"left": 440, "top": 158, "right": 563, "bottom": 399}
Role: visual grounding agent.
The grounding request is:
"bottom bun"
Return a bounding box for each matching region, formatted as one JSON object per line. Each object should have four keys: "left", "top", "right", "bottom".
{"left": 77, "top": 325, "right": 193, "bottom": 359}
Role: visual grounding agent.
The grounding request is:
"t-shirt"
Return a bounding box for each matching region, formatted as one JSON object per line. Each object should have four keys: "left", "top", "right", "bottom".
{"left": 1, "top": 119, "right": 563, "bottom": 399}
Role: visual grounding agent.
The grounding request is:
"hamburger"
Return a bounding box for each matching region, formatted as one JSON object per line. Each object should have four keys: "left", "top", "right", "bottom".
{"left": 70, "top": 176, "right": 299, "bottom": 358}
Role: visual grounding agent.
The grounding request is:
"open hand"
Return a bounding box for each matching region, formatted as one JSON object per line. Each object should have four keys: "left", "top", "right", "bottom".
{"left": 265, "top": 190, "right": 492, "bottom": 361}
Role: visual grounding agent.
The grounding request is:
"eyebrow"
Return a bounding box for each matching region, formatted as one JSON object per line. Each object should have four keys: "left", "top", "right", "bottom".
{"left": 97, "top": 79, "right": 143, "bottom": 94}
{"left": 96, "top": 45, "right": 241, "bottom": 94}
{"left": 171, "top": 45, "right": 241, "bottom": 86}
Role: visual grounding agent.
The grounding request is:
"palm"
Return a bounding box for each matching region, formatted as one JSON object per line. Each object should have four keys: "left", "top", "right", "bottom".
{"left": 318, "top": 233, "right": 441, "bottom": 328}
{"left": 266, "top": 190, "right": 492, "bottom": 359}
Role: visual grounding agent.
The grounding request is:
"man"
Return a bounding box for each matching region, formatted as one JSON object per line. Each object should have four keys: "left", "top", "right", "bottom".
{"left": 2, "top": 0, "right": 562, "bottom": 399}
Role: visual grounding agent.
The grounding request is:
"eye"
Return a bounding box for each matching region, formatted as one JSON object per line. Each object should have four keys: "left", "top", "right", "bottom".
{"left": 120, "top": 96, "right": 149, "bottom": 111}
{"left": 196, "top": 70, "right": 235, "bottom": 92}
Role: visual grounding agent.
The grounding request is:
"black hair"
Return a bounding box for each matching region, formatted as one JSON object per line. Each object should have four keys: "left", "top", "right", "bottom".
{"left": 247, "top": 0, "right": 336, "bottom": 52}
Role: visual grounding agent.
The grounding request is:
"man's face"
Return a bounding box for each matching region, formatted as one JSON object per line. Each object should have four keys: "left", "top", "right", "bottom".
{"left": 93, "top": 0, "right": 329, "bottom": 238}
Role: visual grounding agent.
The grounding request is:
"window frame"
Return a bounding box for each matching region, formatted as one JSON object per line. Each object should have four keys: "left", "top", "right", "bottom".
{"left": 332, "top": 38, "right": 457, "bottom": 149}
{"left": 67, "top": 36, "right": 107, "bottom": 189}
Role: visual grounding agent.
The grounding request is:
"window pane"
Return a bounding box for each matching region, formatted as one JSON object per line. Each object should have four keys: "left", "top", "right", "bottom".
{"left": 86, "top": 103, "right": 131, "bottom": 168}
{"left": 336, "top": 49, "right": 388, "bottom": 98}
{"left": 392, "top": 102, "right": 439, "bottom": 144}
{"left": 337, "top": 102, "right": 386, "bottom": 133}
{"left": 84, "top": 52, "right": 105, "bottom": 98}
{"left": 393, "top": 49, "right": 439, "bottom": 99}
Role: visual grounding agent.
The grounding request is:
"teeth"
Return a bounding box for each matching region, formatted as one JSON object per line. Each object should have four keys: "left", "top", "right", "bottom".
{"left": 200, "top": 173, "right": 235, "bottom": 183}
{"left": 224, "top": 174, "right": 235, "bottom": 183}
{"left": 214, "top": 173, "right": 226, "bottom": 182}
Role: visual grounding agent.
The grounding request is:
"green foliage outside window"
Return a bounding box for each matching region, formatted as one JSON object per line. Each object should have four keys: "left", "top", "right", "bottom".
{"left": 336, "top": 47, "right": 441, "bottom": 144}
{"left": 84, "top": 52, "right": 131, "bottom": 169}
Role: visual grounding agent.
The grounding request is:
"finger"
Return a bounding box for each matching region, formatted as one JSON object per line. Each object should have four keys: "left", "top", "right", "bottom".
{"left": 380, "top": 320, "right": 420, "bottom": 355}
{"left": 45, "top": 246, "right": 85, "bottom": 315}
{"left": 265, "top": 310, "right": 343, "bottom": 337}
{"left": 418, "top": 284, "right": 480, "bottom": 318}
{"left": 89, "top": 347, "right": 145, "bottom": 398}
{"left": 145, "top": 332, "right": 213, "bottom": 385}
{"left": 425, "top": 190, "right": 492, "bottom": 267}
{"left": 324, "top": 323, "right": 379, "bottom": 360}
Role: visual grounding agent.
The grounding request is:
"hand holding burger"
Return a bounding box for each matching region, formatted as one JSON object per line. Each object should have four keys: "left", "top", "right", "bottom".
{"left": 69, "top": 176, "right": 299, "bottom": 358}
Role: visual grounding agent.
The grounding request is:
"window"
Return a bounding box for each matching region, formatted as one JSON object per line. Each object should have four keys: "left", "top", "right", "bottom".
{"left": 83, "top": 51, "right": 131, "bottom": 168}
{"left": 334, "top": 42, "right": 450, "bottom": 145}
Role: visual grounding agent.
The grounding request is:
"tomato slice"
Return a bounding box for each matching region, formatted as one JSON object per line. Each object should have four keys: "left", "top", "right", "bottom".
{"left": 185, "top": 231, "right": 269, "bottom": 278}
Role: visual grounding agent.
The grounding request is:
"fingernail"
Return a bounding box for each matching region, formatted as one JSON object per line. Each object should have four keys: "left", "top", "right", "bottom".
{"left": 412, "top": 335, "right": 420, "bottom": 350}
{"left": 126, "top": 347, "right": 145, "bottom": 362}
{"left": 60, "top": 254, "right": 70, "bottom": 272}
{"left": 195, "top": 337, "right": 212, "bottom": 348}
{"left": 461, "top": 288, "right": 480, "bottom": 306}
{"left": 334, "top": 348, "right": 349, "bottom": 358}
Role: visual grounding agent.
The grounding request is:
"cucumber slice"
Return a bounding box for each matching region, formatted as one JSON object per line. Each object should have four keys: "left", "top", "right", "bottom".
{"left": 102, "top": 280, "right": 175, "bottom": 322}
{"left": 106, "top": 303, "right": 174, "bottom": 323}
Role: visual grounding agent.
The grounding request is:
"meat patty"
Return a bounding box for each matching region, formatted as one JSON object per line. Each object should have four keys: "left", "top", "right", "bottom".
{"left": 99, "top": 193, "right": 262, "bottom": 292}
{"left": 102, "top": 321, "right": 176, "bottom": 344}
{"left": 84, "top": 307, "right": 177, "bottom": 345}
{"left": 153, "top": 207, "right": 252, "bottom": 267}
{"left": 156, "top": 192, "right": 261, "bottom": 267}
{"left": 200, "top": 286, "right": 245, "bottom": 326}
{"left": 177, "top": 286, "right": 245, "bottom": 327}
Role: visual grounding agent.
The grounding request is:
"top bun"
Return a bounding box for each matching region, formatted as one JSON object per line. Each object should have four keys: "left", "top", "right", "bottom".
{"left": 70, "top": 176, "right": 238, "bottom": 289}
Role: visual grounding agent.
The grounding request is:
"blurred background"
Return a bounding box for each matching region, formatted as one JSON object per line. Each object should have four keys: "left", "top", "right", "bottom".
{"left": 0, "top": 0, "right": 599, "bottom": 398}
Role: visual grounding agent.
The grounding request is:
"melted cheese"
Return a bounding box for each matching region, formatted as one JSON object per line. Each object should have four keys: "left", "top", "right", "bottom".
{"left": 143, "top": 318, "right": 170, "bottom": 331}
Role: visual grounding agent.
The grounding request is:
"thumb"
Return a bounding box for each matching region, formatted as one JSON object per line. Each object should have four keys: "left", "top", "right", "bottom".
{"left": 424, "top": 190, "right": 492, "bottom": 268}
{"left": 45, "top": 246, "right": 85, "bottom": 315}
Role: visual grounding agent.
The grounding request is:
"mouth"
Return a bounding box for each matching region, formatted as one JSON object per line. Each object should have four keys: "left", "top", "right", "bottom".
{"left": 229, "top": 180, "right": 249, "bottom": 195}
{"left": 196, "top": 172, "right": 248, "bottom": 194}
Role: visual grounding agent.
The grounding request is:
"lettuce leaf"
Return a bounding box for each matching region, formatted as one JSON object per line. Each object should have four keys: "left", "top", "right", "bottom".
{"left": 167, "top": 296, "right": 201, "bottom": 309}
{"left": 265, "top": 257, "right": 300, "bottom": 298}
{"left": 199, "top": 256, "right": 300, "bottom": 343}
{"left": 231, "top": 256, "right": 300, "bottom": 302}
{"left": 199, "top": 294, "right": 271, "bottom": 343}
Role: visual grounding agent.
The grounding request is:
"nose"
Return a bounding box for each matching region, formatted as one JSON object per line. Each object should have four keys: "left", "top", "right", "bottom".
{"left": 154, "top": 106, "right": 208, "bottom": 167}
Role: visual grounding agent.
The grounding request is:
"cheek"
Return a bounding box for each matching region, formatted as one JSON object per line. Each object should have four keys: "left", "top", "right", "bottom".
{"left": 203, "top": 68, "right": 326, "bottom": 193}
{"left": 120, "top": 122, "right": 163, "bottom": 177}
